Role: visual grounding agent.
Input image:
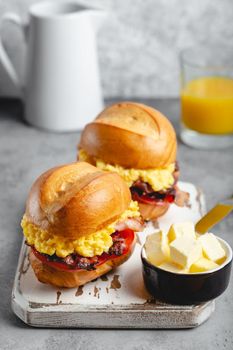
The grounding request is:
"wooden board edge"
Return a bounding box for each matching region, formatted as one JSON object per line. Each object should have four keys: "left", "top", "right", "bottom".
{"left": 11, "top": 240, "right": 215, "bottom": 329}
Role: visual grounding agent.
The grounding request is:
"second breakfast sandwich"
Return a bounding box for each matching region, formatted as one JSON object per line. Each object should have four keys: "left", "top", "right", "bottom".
{"left": 78, "top": 102, "right": 178, "bottom": 220}
{"left": 21, "top": 162, "right": 143, "bottom": 287}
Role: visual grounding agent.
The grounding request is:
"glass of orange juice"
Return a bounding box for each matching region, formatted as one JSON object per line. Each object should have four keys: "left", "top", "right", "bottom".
{"left": 180, "top": 46, "right": 233, "bottom": 149}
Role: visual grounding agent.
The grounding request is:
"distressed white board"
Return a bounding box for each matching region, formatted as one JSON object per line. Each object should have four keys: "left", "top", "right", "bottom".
{"left": 12, "top": 181, "right": 215, "bottom": 328}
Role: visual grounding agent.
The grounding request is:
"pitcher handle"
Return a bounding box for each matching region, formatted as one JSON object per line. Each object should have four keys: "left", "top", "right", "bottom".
{"left": 0, "top": 13, "right": 26, "bottom": 98}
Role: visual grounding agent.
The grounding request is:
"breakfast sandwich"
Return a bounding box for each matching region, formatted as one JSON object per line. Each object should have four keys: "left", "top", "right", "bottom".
{"left": 21, "top": 162, "right": 143, "bottom": 288}
{"left": 78, "top": 102, "right": 179, "bottom": 220}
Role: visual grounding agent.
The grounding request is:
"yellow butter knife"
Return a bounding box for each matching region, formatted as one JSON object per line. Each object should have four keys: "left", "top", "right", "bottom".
{"left": 195, "top": 197, "right": 233, "bottom": 234}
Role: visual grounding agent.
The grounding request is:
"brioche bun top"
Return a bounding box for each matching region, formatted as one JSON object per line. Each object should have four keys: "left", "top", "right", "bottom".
{"left": 25, "top": 162, "right": 131, "bottom": 239}
{"left": 79, "top": 102, "right": 177, "bottom": 169}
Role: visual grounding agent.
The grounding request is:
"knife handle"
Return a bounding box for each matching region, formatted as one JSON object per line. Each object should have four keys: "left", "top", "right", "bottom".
{"left": 195, "top": 199, "right": 233, "bottom": 235}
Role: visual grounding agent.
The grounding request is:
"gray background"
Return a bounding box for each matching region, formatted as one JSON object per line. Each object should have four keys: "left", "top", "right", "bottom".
{"left": 0, "top": 0, "right": 233, "bottom": 98}
{"left": 0, "top": 1, "right": 233, "bottom": 348}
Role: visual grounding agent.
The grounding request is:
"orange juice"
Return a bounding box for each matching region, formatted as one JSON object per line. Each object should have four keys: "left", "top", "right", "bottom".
{"left": 181, "top": 77, "right": 233, "bottom": 134}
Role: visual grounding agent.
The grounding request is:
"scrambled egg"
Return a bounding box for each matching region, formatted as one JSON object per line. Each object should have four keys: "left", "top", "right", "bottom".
{"left": 79, "top": 149, "right": 175, "bottom": 192}
{"left": 21, "top": 201, "right": 140, "bottom": 258}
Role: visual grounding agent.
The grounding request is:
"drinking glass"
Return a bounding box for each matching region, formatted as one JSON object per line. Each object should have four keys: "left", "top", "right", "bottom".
{"left": 180, "top": 46, "right": 233, "bottom": 149}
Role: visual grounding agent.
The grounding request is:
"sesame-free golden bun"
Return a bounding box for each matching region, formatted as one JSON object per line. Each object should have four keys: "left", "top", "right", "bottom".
{"left": 24, "top": 162, "right": 136, "bottom": 288}
{"left": 25, "top": 161, "right": 131, "bottom": 240}
{"left": 79, "top": 102, "right": 177, "bottom": 169}
{"left": 29, "top": 241, "right": 135, "bottom": 288}
{"left": 138, "top": 201, "right": 170, "bottom": 221}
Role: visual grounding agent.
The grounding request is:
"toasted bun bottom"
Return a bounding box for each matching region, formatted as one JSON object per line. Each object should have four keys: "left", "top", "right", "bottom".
{"left": 29, "top": 239, "right": 135, "bottom": 288}
{"left": 138, "top": 201, "right": 170, "bottom": 221}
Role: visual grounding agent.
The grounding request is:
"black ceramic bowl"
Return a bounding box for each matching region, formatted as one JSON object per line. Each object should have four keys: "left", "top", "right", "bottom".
{"left": 141, "top": 236, "right": 232, "bottom": 305}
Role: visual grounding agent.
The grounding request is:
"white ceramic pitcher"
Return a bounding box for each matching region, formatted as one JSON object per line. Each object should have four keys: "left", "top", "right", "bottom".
{"left": 0, "top": 2, "right": 106, "bottom": 131}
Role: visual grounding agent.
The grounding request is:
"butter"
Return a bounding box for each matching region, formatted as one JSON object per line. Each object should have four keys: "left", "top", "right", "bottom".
{"left": 190, "top": 257, "right": 219, "bottom": 273}
{"left": 145, "top": 232, "right": 170, "bottom": 266}
{"left": 170, "top": 236, "right": 202, "bottom": 268}
{"left": 158, "top": 261, "right": 187, "bottom": 273}
{"left": 198, "top": 233, "right": 226, "bottom": 262}
{"left": 161, "top": 231, "right": 170, "bottom": 259}
{"left": 144, "top": 222, "right": 227, "bottom": 274}
{"left": 167, "top": 222, "right": 196, "bottom": 242}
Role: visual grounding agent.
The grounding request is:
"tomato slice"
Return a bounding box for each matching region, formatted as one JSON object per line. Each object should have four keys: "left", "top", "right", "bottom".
{"left": 131, "top": 191, "right": 175, "bottom": 205}
{"left": 31, "top": 229, "right": 135, "bottom": 272}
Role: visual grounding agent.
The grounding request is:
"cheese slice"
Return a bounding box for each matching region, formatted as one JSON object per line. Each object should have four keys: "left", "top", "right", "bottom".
{"left": 190, "top": 257, "right": 219, "bottom": 273}
{"left": 145, "top": 232, "right": 170, "bottom": 266}
{"left": 170, "top": 236, "right": 202, "bottom": 268}
{"left": 198, "top": 233, "right": 226, "bottom": 262}
{"left": 167, "top": 222, "right": 196, "bottom": 242}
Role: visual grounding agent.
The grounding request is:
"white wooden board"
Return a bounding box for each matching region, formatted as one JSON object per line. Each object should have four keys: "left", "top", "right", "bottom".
{"left": 12, "top": 181, "right": 215, "bottom": 328}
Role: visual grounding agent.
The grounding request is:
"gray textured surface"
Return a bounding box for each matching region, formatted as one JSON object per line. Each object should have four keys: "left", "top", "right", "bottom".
{"left": 0, "top": 0, "right": 233, "bottom": 97}
{"left": 0, "top": 98, "right": 233, "bottom": 349}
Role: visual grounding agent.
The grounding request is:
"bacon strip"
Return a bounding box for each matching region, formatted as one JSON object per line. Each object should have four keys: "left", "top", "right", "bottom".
{"left": 115, "top": 217, "right": 144, "bottom": 232}
{"left": 130, "top": 182, "right": 176, "bottom": 203}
